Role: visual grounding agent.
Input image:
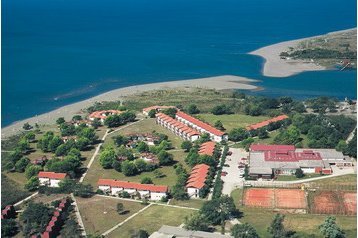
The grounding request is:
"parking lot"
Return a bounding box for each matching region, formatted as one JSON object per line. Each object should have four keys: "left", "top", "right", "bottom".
{"left": 221, "top": 148, "right": 249, "bottom": 195}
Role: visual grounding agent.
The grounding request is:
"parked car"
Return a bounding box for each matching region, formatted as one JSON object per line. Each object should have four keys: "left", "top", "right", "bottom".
{"left": 224, "top": 164, "right": 230, "bottom": 167}
{"left": 227, "top": 151, "right": 233, "bottom": 156}
{"left": 221, "top": 172, "right": 228, "bottom": 176}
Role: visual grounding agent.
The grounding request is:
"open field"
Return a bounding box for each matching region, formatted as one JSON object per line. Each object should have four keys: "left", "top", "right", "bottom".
{"left": 309, "top": 174, "right": 357, "bottom": 187}
{"left": 243, "top": 188, "right": 306, "bottom": 209}
{"left": 276, "top": 173, "right": 323, "bottom": 181}
{"left": 76, "top": 195, "right": 145, "bottom": 235}
{"left": 1, "top": 174, "right": 30, "bottom": 208}
{"left": 168, "top": 199, "right": 205, "bottom": 209}
{"left": 238, "top": 207, "right": 357, "bottom": 237}
{"left": 309, "top": 191, "right": 357, "bottom": 215}
{"left": 196, "top": 113, "right": 270, "bottom": 132}
{"left": 107, "top": 204, "right": 195, "bottom": 238}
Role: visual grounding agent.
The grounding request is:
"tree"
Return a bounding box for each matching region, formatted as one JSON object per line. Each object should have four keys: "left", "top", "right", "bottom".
{"left": 72, "top": 115, "right": 82, "bottom": 121}
{"left": 229, "top": 128, "right": 248, "bottom": 142}
{"left": 141, "top": 177, "right": 153, "bottom": 184}
{"left": 60, "top": 219, "right": 81, "bottom": 238}
{"left": 113, "top": 135, "right": 129, "bottom": 147}
{"left": 117, "top": 203, "right": 125, "bottom": 215}
{"left": 121, "top": 161, "right": 138, "bottom": 176}
{"left": 186, "top": 104, "right": 200, "bottom": 114}
{"left": 137, "top": 141, "right": 149, "bottom": 153}
{"left": 184, "top": 212, "right": 210, "bottom": 231}
{"left": 48, "top": 136, "right": 63, "bottom": 152}
{"left": 181, "top": 141, "right": 193, "bottom": 152}
{"left": 24, "top": 132, "right": 36, "bottom": 142}
{"left": 274, "top": 126, "right": 301, "bottom": 145}
{"left": 157, "top": 150, "right": 173, "bottom": 165}
{"left": 56, "top": 117, "right": 66, "bottom": 125}
{"left": 25, "top": 176, "right": 40, "bottom": 191}
{"left": 231, "top": 223, "right": 259, "bottom": 238}
{"left": 15, "top": 157, "right": 30, "bottom": 172}
{"left": 257, "top": 128, "right": 269, "bottom": 139}
{"left": 1, "top": 219, "right": 18, "bottom": 237}
{"left": 345, "top": 131, "right": 357, "bottom": 158}
{"left": 17, "top": 138, "right": 30, "bottom": 153}
{"left": 335, "top": 140, "right": 348, "bottom": 152}
{"left": 211, "top": 105, "right": 232, "bottom": 115}
{"left": 319, "top": 216, "right": 345, "bottom": 238}
{"left": 131, "top": 229, "right": 149, "bottom": 238}
{"left": 268, "top": 214, "right": 287, "bottom": 238}
{"left": 74, "top": 183, "right": 93, "bottom": 198}
{"left": 148, "top": 109, "right": 156, "bottom": 118}
{"left": 77, "top": 127, "right": 98, "bottom": 144}
{"left": 21, "top": 202, "right": 51, "bottom": 235}
{"left": 23, "top": 122, "right": 33, "bottom": 130}
{"left": 25, "top": 165, "right": 42, "bottom": 179}
{"left": 91, "top": 118, "right": 101, "bottom": 129}
{"left": 295, "top": 168, "right": 304, "bottom": 178}
{"left": 214, "top": 120, "right": 225, "bottom": 131}
{"left": 112, "top": 160, "right": 122, "bottom": 172}
{"left": 99, "top": 147, "right": 117, "bottom": 169}
{"left": 134, "top": 159, "right": 147, "bottom": 172}
{"left": 76, "top": 137, "right": 91, "bottom": 151}
{"left": 55, "top": 144, "right": 69, "bottom": 156}
{"left": 162, "top": 108, "right": 177, "bottom": 118}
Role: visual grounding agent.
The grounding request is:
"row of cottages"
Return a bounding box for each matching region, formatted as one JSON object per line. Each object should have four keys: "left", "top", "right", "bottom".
{"left": 186, "top": 164, "right": 210, "bottom": 198}
{"left": 40, "top": 198, "right": 70, "bottom": 238}
{"left": 246, "top": 115, "right": 289, "bottom": 131}
{"left": 198, "top": 141, "right": 216, "bottom": 156}
{"left": 248, "top": 144, "right": 354, "bottom": 179}
{"left": 38, "top": 172, "right": 67, "bottom": 187}
{"left": 156, "top": 113, "right": 200, "bottom": 141}
{"left": 142, "top": 105, "right": 176, "bottom": 116}
{"left": 88, "top": 110, "right": 122, "bottom": 122}
{"left": 98, "top": 179, "right": 168, "bottom": 201}
{"left": 1, "top": 205, "right": 16, "bottom": 219}
{"left": 175, "top": 111, "right": 228, "bottom": 142}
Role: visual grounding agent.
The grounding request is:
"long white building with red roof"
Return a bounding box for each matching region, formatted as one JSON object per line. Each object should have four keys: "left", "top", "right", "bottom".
{"left": 38, "top": 172, "right": 68, "bottom": 187}
{"left": 97, "top": 179, "right": 168, "bottom": 201}
{"left": 175, "top": 111, "right": 228, "bottom": 142}
{"left": 156, "top": 113, "right": 200, "bottom": 141}
{"left": 186, "top": 164, "right": 210, "bottom": 198}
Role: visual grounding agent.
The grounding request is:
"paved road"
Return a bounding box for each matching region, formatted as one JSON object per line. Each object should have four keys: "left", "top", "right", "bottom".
{"left": 221, "top": 148, "right": 247, "bottom": 195}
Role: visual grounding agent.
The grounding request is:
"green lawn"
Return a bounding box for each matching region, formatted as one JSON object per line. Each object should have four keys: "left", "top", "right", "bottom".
{"left": 1, "top": 173, "right": 30, "bottom": 208}
{"left": 76, "top": 195, "right": 145, "bottom": 235}
{"left": 107, "top": 204, "right": 196, "bottom": 238}
{"left": 309, "top": 174, "right": 357, "bottom": 187}
{"left": 196, "top": 113, "right": 270, "bottom": 132}
{"left": 276, "top": 174, "right": 324, "bottom": 181}
{"left": 169, "top": 199, "right": 205, "bottom": 209}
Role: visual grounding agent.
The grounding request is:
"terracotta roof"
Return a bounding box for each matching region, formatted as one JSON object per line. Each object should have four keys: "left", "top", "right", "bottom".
{"left": 175, "top": 111, "right": 225, "bottom": 137}
{"left": 198, "top": 141, "right": 216, "bottom": 156}
{"left": 97, "top": 179, "right": 168, "bottom": 193}
{"left": 38, "top": 171, "right": 67, "bottom": 180}
{"left": 246, "top": 115, "right": 289, "bottom": 130}
{"left": 250, "top": 144, "right": 295, "bottom": 152}
{"left": 186, "top": 164, "right": 210, "bottom": 189}
{"left": 156, "top": 113, "right": 200, "bottom": 136}
{"left": 88, "top": 110, "right": 122, "bottom": 120}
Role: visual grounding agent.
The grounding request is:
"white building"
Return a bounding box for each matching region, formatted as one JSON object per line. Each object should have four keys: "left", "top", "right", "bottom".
{"left": 38, "top": 172, "right": 67, "bottom": 187}
{"left": 98, "top": 179, "right": 168, "bottom": 201}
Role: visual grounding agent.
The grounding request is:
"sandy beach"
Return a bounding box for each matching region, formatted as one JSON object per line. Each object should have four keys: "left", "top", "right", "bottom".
{"left": 1, "top": 75, "right": 258, "bottom": 137}
{"left": 249, "top": 29, "right": 356, "bottom": 77}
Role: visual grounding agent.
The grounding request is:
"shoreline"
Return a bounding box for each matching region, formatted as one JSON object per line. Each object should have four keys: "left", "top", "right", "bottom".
{"left": 1, "top": 75, "right": 258, "bottom": 138}
{"left": 249, "top": 28, "right": 356, "bottom": 77}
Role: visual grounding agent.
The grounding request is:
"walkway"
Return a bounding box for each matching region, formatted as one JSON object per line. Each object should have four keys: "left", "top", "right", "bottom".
{"left": 70, "top": 194, "right": 87, "bottom": 237}
{"left": 14, "top": 192, "right": 39, "bottom": 207}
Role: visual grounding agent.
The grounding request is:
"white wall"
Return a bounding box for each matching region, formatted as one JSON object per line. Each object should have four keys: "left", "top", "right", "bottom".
{"left": 301, "top": 167, "right": 315, "bottom": 174}
{"left": 39, "top": 178, "right": 50, "bottom": 186}
{"left": 150, "top": 192, "right": 167, "bottom": 201}
{"left": 49, "top": 179, "right": 61, "bottom": 187}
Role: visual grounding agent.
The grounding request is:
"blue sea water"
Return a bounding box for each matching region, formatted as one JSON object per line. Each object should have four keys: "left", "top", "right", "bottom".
{"left": 2, "top": 0, "right": 357, "bottom": 126}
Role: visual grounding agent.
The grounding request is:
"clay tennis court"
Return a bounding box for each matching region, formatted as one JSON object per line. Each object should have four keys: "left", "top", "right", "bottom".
{"left": 243, "top": 188, "right": 306, "bottom": 209}
{"left": 311, "top": 191, "right": 357, "bottom": 215}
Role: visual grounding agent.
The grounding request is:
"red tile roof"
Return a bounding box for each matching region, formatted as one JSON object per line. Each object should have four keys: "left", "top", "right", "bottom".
{"left": 250, "top": 144, "right": 295, "bottom": 152}
{"left": 246, "top": 115, "right": 289, "bottom": 130}
{"left": 176, "top": 111, "right": 225, "bottom": 136}
{"left": 89, "top": 110, "right": 122, "bottom": 120}
{"left": 97, "top": 179, "right": 168, "bottom": 193}
{"left": 38, "top": 171, "right": 67, "bottom": 180}
{"left": 198, "top": 141, "right": 216, "bottom": 156}
{"left": 186, "top": 164, "right": 210, "bottom": 189}
{"left": 156, "top": 113, "right": 200, "bottom": 137}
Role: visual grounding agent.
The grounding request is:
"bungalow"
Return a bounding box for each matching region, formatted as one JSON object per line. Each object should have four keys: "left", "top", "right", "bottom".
{"left": 198, "top": 141, "right": 216, "bottom": 156}
{"left": 88, "top": 110, "right": 122, "bottom": 122}
{"left": 175, "top": 111, "right": 228, "bottom": 142}
{"left": 38, "top": 172, "right": 67, "bottom": 187}
{"left": 97, "top": 179, "right": 168, "bottom": 201}
{"left": 140, "top": 153, "right": 159, "bottom": 164}
{"left": 156, "top": 113, "right": 200, "bottom": 141}
{"left": 61, "top": 136, "right": 78, "bottom": 143}
{"left": 1, "top": 205, "right": 16, "bottom": 219}
{"left": 186, "top": 164, "right": 210, "bottom": 198}
{"left": 42, "top": 198, "right": 69, "bottom": 238}
{"left": 142, "top": 106, "right": 176, "bottom": 116}
{"left": 32, "top": 156, "right": 48, "bottom": 166}
{"left": 246, "top": 115, "right": 289, "bottom": 131}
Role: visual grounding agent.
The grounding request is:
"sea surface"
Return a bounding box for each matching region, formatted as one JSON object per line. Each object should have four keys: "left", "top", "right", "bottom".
{"left": 2, "top": 0, "right": 357, "bottom": 126}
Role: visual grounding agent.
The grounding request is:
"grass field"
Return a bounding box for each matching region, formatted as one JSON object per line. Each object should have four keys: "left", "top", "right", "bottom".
{"left": 276, "top": 173, "right": 324, "bottom": 181}
{"left": 84, "top": 118, "right": 190, "bottom": 188}
{"left": 168, "top": 199, "right": 205, "bottom": 209}
{"left": 76, "top": 195, "right": 145, "bottom": 235}
{"left": 1, "top": 173, "right": 30, "bottom": 208}
{"left": 309, "top": 174, "right": 357, "bottom": 187}
{"left": 107, "top": 204, "right": 195, "bottom": 238}
{"left": 196, "top": 113, "right": 270, "bottom": 132}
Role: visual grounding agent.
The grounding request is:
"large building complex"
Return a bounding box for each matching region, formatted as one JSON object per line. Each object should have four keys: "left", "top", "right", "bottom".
{"left": 97, "top": 179, "right": 168, "bottom": 201}
{"left": 248, "top": 145, "right": 353, "bottom": 179}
